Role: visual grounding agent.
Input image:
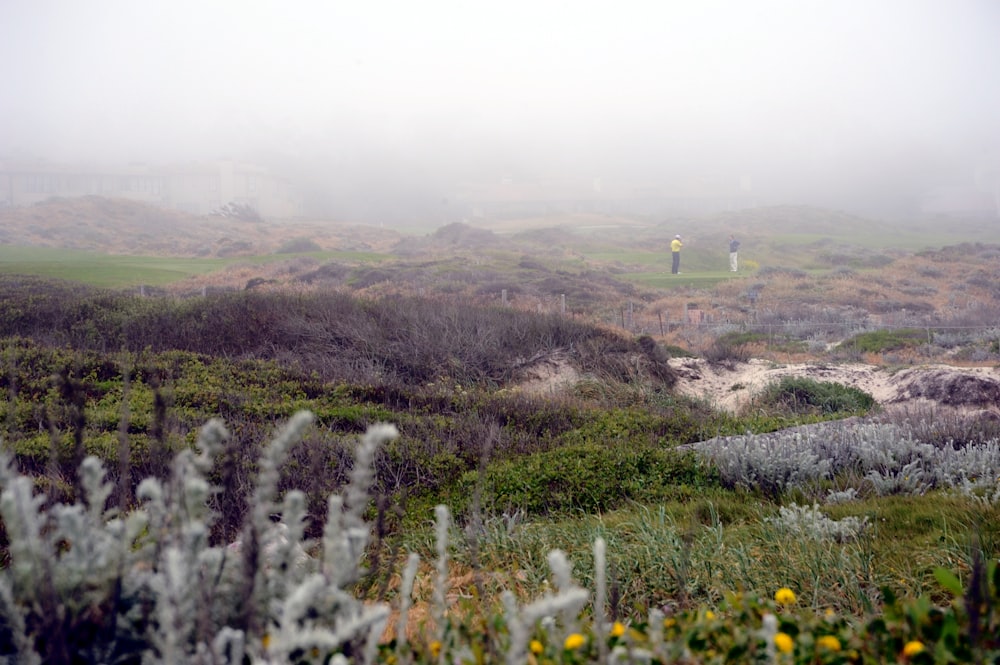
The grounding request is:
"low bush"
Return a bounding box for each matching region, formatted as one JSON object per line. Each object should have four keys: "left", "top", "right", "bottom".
{"left": 660, "top": 342, "right": 695, "bottom": 358}
{"left": 841, "top": 328, "right": 928, "bottom": 353}
{"left": 748, "top": 377, "right": 875, "bottom": 417}
{"left": 275, "top": 237, "right": 322, "bottom": 253}
{"left": 693, "top": 419, "right": 1000, "bottom": 501}
{"left": 454, "top": 442, "right": 719, "bottom": 517}
{"left": 757, "top": 266, "right": 809, "bottom": 279}
{"left": 874, "top": 403, "right": 1000, "bottom": 447}
{"left": 703, "top": 335, "right": 754, "bottom": 365}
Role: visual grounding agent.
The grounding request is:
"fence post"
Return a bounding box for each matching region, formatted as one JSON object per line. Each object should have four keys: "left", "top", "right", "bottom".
{"left": 502, "top": 289, "right": 507, "bottom": 307}
{"left": 561, "top": 294, "right": 566, "bottom": 315}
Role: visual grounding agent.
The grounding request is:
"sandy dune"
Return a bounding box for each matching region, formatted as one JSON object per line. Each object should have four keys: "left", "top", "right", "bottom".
{"left": 669, "top": 358, "right": 1000, "bottom": 416}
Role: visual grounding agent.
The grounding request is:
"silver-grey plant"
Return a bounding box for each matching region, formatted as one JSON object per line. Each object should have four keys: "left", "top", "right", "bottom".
{"left": 765, "top": 503, "right": 868, "bottom": 543}
{"left": 0, "top": 412, "right": 400, "bottom": 664}
{"left": 694, "top": 420, "right": 1000, "bottom": 502}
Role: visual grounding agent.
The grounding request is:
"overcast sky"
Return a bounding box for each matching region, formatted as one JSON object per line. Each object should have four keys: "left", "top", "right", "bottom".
{"left": 3, "top": 0, "right": 999, "bottom": 219}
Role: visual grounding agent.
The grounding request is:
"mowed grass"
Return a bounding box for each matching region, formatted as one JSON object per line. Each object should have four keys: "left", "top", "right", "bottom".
{"left": 0, "top": 245, "right": 388, "bottom": 288}
{"left": 628, "top": 270, "right": 732, "bottom": 289}
{"left": 580, "top": 246, "right": 743, "bottom": 288}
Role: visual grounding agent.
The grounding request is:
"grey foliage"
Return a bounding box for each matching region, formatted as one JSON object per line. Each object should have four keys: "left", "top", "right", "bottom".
{"left": 691, "top": 429, "right": 833, "bottom": 497}
{"left": 0, "top": 412, "right": 611, "bottom": 663}
{"left": 693, "top": 420, "right": 1000, "bottom": 501}
{"left": 0, "top": 413, "right": 398, "bottom": 664}
{"left": 765, "top": 503, "right": 868, "bottom": 543}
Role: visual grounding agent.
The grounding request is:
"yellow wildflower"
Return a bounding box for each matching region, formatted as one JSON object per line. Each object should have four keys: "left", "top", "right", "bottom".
{"left": 816, "top": 635, "right": 841, "bottom": 651}
{"left": 564, "top": 633, "right": 586, "bottom": 650}
{"left": 705, "top": 610, "right": 715, "bottom": 620}
{"left": 261, "top": 633, "right": 271, "bottom": 650}
{"left": 774, "top": 587, "right": 797, "bottom": 606}
{"left": 774, "top": 632, "right": 794, "bottom": 654}
{"left": 903, "top": 640, "right": 925, "bottom": 657}
{"left": 610, "top": 622, "right": 626, "bottom": 638}
{"left": 529, "top": 640, "right": 544, "bottom": 655}
{"left": 429, "top": 640, "right": 442, "bottom": 658}
{"left": 663, "top": 617, "right": 676, "bottom": 628}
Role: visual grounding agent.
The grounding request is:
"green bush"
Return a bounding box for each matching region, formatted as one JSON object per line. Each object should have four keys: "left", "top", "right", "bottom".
{"left": 456, "top": 442, "right": 719, "bottom": 516}
{"left": 717, "top": 331, "right": 768, "bottom": 347}
{"left": 842, "top": 328, "right": 928, "bottom": 353}
{"left": 750, "top": 376, "right": 876, "bottom": 416}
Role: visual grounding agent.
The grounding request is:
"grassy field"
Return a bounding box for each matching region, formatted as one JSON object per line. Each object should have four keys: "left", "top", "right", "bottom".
{"left": 626, "top": 270, "right": 732, "bottom": 289}
{"left": 0, "top": 245, "right": 388, "bottom": 288}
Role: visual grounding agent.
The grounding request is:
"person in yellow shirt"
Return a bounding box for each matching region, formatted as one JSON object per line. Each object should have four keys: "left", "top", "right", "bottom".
{"left": 671, "top": 234, "right": 683, "bottom": 274}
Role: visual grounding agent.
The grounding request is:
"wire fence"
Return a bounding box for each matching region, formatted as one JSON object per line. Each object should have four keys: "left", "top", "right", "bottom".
{"left": 505, "top": 291, "right": 1000, "bottom": 353}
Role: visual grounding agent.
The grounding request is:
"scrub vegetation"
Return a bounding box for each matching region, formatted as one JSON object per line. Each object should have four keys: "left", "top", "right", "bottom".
{"left": 0, "top": 274, "right": 999, "bottom": 662}
{"left": 1, "top": 203, "right": 999, "bottom": 661}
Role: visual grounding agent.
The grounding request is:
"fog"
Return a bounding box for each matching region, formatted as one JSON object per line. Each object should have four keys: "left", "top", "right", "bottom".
{"left": 3, "top": 0, "right": 999, "bottom": 223}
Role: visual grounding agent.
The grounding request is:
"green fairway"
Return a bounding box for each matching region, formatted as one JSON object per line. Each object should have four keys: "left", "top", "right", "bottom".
{"left": 626, "top": 270, "right": 732, "bottom": 289}
{"left": 0, "top": 245, "right": 387, "bottom": 288}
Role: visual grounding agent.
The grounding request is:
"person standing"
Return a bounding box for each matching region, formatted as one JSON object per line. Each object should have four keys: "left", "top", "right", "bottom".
{"left": 729, "top": 234, "right": 740, "bottom": 272}
{"left": 671, "top": 234, "right": 683, "bottom": 274}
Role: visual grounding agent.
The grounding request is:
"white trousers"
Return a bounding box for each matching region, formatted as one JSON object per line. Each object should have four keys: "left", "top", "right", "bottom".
{"left": 730, "top": 252, "right": 738, "bottom": 271}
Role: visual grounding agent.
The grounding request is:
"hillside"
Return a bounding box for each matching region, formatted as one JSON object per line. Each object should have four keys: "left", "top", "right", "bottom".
{"left": 2, "top": 203, "right": 1000, "bottom": 662}
{"left": 2, "top": 196, "right": 999, "bottom": 363}
{"left": 0, "top": 195, "right": 405, "bottom": 256}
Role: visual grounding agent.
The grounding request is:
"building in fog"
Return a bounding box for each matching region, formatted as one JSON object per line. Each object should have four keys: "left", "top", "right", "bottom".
{"left": 0, "top": 159, "right": 301, "bottom": 218}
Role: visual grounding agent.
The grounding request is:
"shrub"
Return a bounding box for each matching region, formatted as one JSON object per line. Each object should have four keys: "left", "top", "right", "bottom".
{"left": 693, "top": 429, "right": 835, "bottom": 499}
{"left": 0, "top": 280, "right": 675, "bottom": 391}
{"left": 841, "top": 328, "right": 927, "bottom": 353}
{"left": 703, "top": 335, "right": 754, "bottom": 366}
{"left": 0, "top": 413, "right": 397, "bottom": 663}
{"left": 749, "top": 377, "right": 875, "bottom": 416}
{"left": 275, "top": 237, "right": 322, "bottom": 254}
{"left": 693, "top": 419, "right": 1000, "bottom": 501}
{"left": 876, "top": 404, "right": 1000, "bottom": 448}
{"left": 456, "top": 442, "right": 718, "bottom": 516}
{"left": 660, "top": 343, "right": 695, "bottom": 358}
{"left": 757, "top": 266, "right": 809, "bottom": 279}
{"left": 765, "top": 502, "right": 868, "bottom": 542}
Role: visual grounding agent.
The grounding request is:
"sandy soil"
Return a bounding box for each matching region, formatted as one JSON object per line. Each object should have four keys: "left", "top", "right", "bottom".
{"left": 668, "top": 358, "right": 1000, "bottom": 416}
{"left": 520, "top": 351, "right": 1000, "bottom": 417}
